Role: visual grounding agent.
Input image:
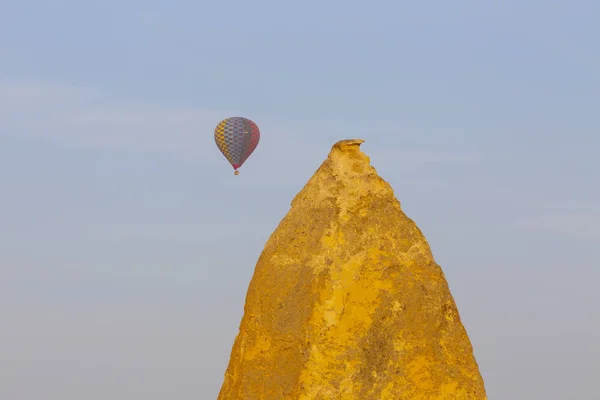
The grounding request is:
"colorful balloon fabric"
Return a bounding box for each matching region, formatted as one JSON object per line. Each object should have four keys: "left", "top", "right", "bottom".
{"left": 214, "top": 117, "right": 260, "bottom": 175}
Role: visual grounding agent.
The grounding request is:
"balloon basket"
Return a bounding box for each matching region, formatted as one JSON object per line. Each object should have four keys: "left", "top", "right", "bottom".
{"left": 234, "top": 170, "right": 239, "bottom": 176}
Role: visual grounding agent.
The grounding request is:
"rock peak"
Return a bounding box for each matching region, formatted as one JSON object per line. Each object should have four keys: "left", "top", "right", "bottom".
{"left": 290, "top": 138, "right": 388, "bottom": 215}
{"left": 218, "top": 140, "right": 487, "bottom": 399}
{"left": 331, "top": 138, "right": 365, "bottom": 151}
{"left": 326, "top": 138, "right": 372, "bottom": 178}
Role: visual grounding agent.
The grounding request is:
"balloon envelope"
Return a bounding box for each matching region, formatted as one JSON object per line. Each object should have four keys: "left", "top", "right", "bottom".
{"left": 214, "top": 117, "right": 260, "bottom": 171}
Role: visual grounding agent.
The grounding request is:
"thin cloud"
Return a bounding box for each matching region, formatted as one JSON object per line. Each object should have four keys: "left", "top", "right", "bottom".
{"left": 0, "top": 78, "right": 498, "bottom": 181}
{"left": 0, "top": 79, "right": 329, "bottom": 172}
{"left": 0, "top": 79, "right": 235, "bottom": 160}
{"left": 515, "top": 211, "right": 600, "bottom": 241}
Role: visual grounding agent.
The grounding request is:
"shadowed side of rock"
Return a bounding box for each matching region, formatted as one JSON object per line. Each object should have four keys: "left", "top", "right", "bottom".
{"left": 218, "top": 139, "right": 487, "bottom": 399}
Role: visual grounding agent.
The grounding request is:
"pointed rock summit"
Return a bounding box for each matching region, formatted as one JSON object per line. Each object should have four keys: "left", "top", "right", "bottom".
{"left": 218, "top": 140, "right": 486, "bottom": 399}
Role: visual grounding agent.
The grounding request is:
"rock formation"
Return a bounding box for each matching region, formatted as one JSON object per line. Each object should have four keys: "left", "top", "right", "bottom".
{"left": 218, "top": 139, "right": 486, "bottom": 399}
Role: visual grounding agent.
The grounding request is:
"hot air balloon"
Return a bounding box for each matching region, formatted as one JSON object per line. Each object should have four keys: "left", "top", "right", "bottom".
{"left": 214, "top": 117, "right": 260, "bottom": 175}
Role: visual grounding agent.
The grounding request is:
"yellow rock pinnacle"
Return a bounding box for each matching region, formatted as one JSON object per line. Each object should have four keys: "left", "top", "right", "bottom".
{"left": 218, "top": 139, "right": 487, "bottom": 399}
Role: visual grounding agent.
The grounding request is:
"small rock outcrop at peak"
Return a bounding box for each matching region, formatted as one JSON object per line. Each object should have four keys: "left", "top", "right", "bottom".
{"left": 218, "top": 139, "right": 487, "bottom": 399}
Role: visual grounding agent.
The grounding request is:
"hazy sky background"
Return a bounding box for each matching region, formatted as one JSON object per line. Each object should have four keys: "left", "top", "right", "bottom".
{"left": 1, "top": 1, "right": 598, "bottom": 399}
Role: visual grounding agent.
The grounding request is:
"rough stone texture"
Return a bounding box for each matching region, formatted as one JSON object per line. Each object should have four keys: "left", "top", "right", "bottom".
{"left": 218, "top": 139, "right": 487, "bottom": 399}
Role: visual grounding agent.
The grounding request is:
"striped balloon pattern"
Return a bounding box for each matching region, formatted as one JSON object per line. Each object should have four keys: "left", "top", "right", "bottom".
{"left": 214, "top": 117, "right": 260, "bottom": 172}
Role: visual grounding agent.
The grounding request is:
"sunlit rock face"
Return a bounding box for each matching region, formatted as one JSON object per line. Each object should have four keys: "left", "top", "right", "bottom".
{"left": 218, "top": 139, "right": 487, "bottom": 400}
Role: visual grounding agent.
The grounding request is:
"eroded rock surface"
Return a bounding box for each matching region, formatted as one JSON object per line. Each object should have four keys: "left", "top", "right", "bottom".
{"left": 218, "top": 139, "right": 487, "bottom": 399}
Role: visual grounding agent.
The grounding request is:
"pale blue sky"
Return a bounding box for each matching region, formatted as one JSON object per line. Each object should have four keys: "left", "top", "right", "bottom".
{"left": 1, "top": 1, "right": 598, "bottom": 399}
